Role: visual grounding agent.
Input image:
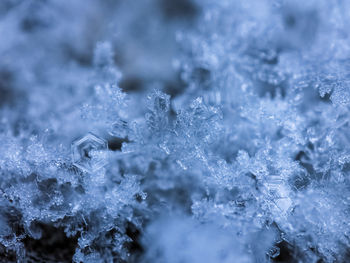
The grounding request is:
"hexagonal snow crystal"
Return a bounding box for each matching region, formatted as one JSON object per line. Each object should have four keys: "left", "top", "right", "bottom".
{"left": 71, "top": 132, "right": 108, "bottom": 173}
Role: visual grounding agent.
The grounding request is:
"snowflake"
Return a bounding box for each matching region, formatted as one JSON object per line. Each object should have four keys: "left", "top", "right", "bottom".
{"left": 71, "top": 133, "right": 108, "bottom": 173}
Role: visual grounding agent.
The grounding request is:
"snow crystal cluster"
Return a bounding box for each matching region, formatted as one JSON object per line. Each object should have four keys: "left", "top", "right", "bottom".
{"left": 1, "top": 0, "right": 350, "bottom": 262}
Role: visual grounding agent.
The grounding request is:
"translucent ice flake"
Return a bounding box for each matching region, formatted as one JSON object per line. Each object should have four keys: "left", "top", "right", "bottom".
{"left": 264, "top": 175, "right": 284, "bottom": 193}
{"left": 268, "top": 246, "right": 280, "bottom": 258}
{"left": 262, "top": 175, "right": 293, "bottom": 214}
{"left": 147, "top": 89, "right": 170, "bottom": 113}
{"left": 108, "top": 119, "right": 129, "bottom": 138}
{"left": 71, "top": 133, "right": 108, "bottom": 173}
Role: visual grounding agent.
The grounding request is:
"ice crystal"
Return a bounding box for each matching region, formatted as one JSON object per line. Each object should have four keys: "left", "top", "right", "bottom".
{"left": 108, "top": 119, "right": 129, "bottom": 138}
{"left": 2, "top": 0, "right": 350, "bottom": 262}
{"left": 71, "top": 133, "right": 108, "bottom": 173}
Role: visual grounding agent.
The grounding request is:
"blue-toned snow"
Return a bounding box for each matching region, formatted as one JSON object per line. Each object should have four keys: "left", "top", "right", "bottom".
{"left": 1, "top": 0, "right": 350, "bottom": 262}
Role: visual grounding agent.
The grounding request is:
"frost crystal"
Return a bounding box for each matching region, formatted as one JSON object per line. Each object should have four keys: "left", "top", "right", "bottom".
{"left": 268, "top": 246, "right": 280, "bottom": 258}
{"left": 3, "top": 0, "right": 350, "bottom": 262}
{"left": 71, "top": 133, "right": 108, "bottom": 173}
{"left": 108, "top": 119, "right": 129, "bottom": 138}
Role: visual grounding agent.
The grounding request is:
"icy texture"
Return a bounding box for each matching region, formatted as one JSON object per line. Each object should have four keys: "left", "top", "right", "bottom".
{"left": 1, "top": 0, "right": 350, "bottom": 262}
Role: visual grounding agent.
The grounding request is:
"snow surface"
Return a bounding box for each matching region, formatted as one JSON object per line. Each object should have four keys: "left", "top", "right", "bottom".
{"left": 1, "top": 0, "right": 350, "bottom": 262}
